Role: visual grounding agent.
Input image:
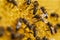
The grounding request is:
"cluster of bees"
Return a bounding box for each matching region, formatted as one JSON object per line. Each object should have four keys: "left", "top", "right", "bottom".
{"left": 0, "top": 0, "right": 60, "bottom": 40}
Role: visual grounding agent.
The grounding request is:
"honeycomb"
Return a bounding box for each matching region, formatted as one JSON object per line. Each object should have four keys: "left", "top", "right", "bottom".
{"left": 0, "top": 0, "right": 60, "bottom": 40}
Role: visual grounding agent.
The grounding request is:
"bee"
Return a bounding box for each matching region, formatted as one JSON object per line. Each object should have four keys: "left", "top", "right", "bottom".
{"left": 36, "top": 36, "right": 41, "bottom": 40}
{"left": 40, "top": 7, "right": 48, "bottom": 19}
{"left": 16, "top": 18, "right": 29, "bottom": 32}
{"left": 50, "top": 12, "right": 59, "bottom": 18}
{"left": 27, "top": 38, "right": 31, "bottom": 40}
{"left": 26, "top": 0, "right": 31, "bottom": 5}
{"left": 7, "top": 0, "right": 17, "bottom": 6}
{"left": 42, "top": 36, "right": 48, "bottom": 40}
{"left": 50, "top": 12, "right": 59, "bottom": 20}
{"left": 0, "top": 27, "right": 5, "bottom": 37}
{"left": 33, "top": 1, "right": 39, "bottom": 15}
{"left": 46, "top": 22, "right": 56, "bottom": 34}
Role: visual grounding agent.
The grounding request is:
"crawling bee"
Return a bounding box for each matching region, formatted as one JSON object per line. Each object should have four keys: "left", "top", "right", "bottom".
{"left": 50, "top": 12, "right": 59, "bottom": 20}
{"left": 50, "top": 27, "right": 55, "bottom": 34}
{"left": 33, "top": 1, "right": 39, "bottom": 15}
{"left": 46, "top": 22, "right": 56, "bottom": 34}
{"left": 40, "top": 7, "right": 48, "bottom": 19}
{"left": 46, "top": 22, "right": 57, "bottom": 34}
{"left": 50, "top": 26, "right": 57, "bottom": 34}
{"left": 18, "top": 18, "right": 37, "bottom": 37}
{"left": 7, "top": 0, "right": 17, "bottom": 6}
{"left": 50, "top": 12, "right": 59, "bottom": 17}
